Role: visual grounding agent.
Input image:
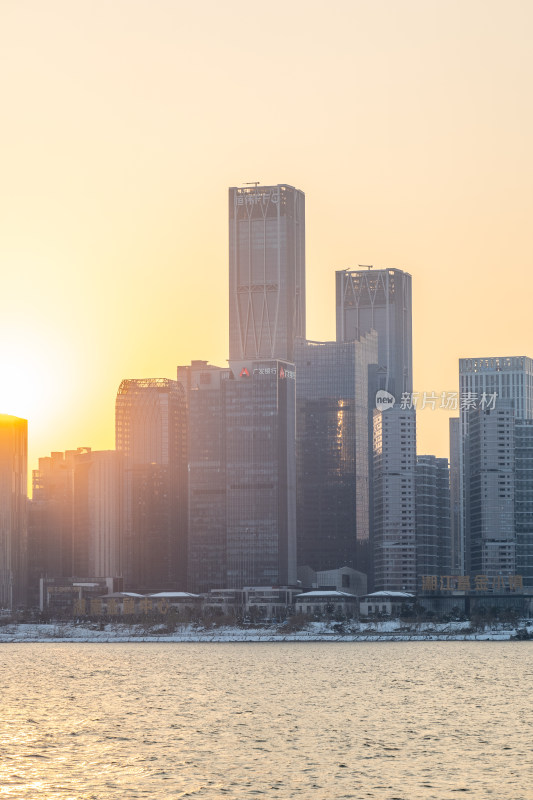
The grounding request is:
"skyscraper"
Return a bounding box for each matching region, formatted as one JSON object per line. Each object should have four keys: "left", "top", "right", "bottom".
{"left": 373, "top": 406, "right": 417, "bottom": 593}
{"left": 336, "top": 268, "right": 413, "bottom": 399}
{"left": 415, "top": 455, "right": 451, "bottom": 586}
{"left": 336, "top": 267, "right": 415, "bottom": 591}
{"left": 459, "top": 356, "right": 533, "bottom": 577}
{"left": 0, "top": 415, "right": 27, "bottom": 608}
{"left": 115, "top": 379, "right": 187, "bottom": 592}
{"left": 225, "top": 359, "right": 297, "bottom": 588}
{"left": 29, "top": 447, "right": 122, "bottom": 604}
{"left": 177, "top": 361, "right": 230, "bottom": 594}
{"left": 229, "top": 184, "right": 305, "bottom": 363}
{"left": 295, "top": 334, "right": 377, "bottom": 576}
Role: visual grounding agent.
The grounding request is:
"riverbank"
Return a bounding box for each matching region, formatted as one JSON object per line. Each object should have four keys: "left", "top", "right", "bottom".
{"left": 1, "top": 619, "right": 532, "bottom": 642}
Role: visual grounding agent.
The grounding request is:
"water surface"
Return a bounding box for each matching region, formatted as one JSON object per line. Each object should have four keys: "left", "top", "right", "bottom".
{"left": 0, "top": 642, "right": 531, "bottom": 799}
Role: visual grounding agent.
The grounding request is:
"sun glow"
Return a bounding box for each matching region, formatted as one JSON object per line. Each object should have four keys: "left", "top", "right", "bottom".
{"left": 0, "top": 327, "right": 71, "bottom": 425}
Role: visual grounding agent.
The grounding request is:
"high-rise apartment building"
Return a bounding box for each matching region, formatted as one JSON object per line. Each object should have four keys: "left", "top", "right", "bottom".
{"left": 29, "top": 448, "right": 122, "bottom": 605}
{"left": 464, "top": 401, "right": 516, "bottom": 578}
{"left": 336, "top": 268, "right": 413, "bottom": 398}
{"left": 0, "top": 415, "right": 27, "bottom": 608}
{"left": 295, "top": 334, "right": 377, "bottom": 576}
{"left": 459, "top": 356, "right": 533, "bottom": 578}
{"left": 373, "top": 406, "right": 417, "bottom": 593}
{"left": 229, "top": 184, "right": 305, "bottom": 363}
{"left": 115, "top": 379, "right": 187, "bottom": 592}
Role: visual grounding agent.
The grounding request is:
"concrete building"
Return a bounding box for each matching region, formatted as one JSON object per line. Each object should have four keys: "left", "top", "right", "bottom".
{"left": 359, "top": 591, "right": 415, "bottom": 617}
{"left": 115, "top": 378, "right": 187, "bottom": 592}
{"left": 295, "top": 590, "right": 359, "bottom": 617}
{"left": 295, "top": 334, "right": 377, "bottom": 577}
{"left": 0, "top": 415, "right": 27, "bottom": 608}
{"left": 373, "top": 406, "right": 417, "bottom": 593}
{"left": 459, "top": 356, "right": 533, "bottom": 581}
{"left": 464, "top": 401, "right": 516, "bottom": 579}
{"left": 229, "top": 184, "right": 305, "bottom": 363}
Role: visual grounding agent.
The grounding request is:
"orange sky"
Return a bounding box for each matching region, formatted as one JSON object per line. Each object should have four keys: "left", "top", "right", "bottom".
{"left": 1, "top": 0, "right": 532, "bottom": 485}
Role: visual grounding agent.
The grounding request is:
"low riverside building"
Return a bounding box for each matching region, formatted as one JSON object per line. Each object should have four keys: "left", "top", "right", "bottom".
{"left": 294, "top": 590, "right": 359, "bottom": 617}
{"left": 297, "top": 565, "right": 367, "bottom": 596}
{"left": 243, "top": 586, "right": 301, "bottom": 620}
{"left": 39, "top": 576, "right": 123, "bottom": 613}
{"left": 148, "top": 592, "right": 201, "bottom": 613}
{"left": 360, "top": 591, "right": 415, "bottom": 617}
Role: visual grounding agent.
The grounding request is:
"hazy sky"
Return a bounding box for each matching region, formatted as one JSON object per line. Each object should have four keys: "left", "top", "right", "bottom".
{"left": 2, "top": 0, "right": 532, "bottom": 481}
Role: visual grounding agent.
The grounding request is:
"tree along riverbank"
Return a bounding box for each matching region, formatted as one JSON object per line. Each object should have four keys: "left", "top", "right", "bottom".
{"left": 1, "top": 619, "right": 532, "bottom": 643}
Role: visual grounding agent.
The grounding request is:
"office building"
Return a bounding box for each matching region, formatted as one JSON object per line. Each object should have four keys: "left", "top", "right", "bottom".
{"left": 115, "top": 378, "right": 187, "bottom": 592}
{"left": 177, "top": 361, "right": 230, "bottom": 594}
{"left": 229, "top": 184, "right": 305, "bottom": 363}
{"left": 225, "top": 359, "right": 297, "bottom": 588}
{"left": 415, "top": 455, "right": 451, "bottom": 587}
{"left": 295, "top": 334, "right": 377, "bottom": 576}
{"left": 0, "top": 415, "right": 27, "bottom": 608}
{"left": 336, "top": 268, "right": 413, "bottom": 398}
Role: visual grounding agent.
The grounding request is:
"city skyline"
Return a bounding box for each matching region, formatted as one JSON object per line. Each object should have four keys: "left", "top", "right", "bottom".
{"left": 2, "top": 1, "right": 533, "bottom": 482}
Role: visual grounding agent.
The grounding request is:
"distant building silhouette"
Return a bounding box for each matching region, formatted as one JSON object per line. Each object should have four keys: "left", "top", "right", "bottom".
{"left": 115, "top": 379, "right": 187, "bottom": 592}
{"left": 0, "top": 414, "right": 27, "bottom": 608}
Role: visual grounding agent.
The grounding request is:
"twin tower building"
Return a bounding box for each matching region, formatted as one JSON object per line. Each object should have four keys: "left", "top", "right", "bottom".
{"left": 116, "top": 184, "right": 415, "bottom": 595}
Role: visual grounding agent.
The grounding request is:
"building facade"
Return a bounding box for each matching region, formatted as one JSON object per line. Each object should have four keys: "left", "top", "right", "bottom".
{"left": 415, "top": 454, "right": 451, "bottom": 588}
{"left": 177, "top": 361, "right": 230, "bottom": 594}
{"left": 464, "top": 401, "right": 516, "bottom": 579}
{"left": 229, "top": 184, "right": 305, "bottom": 363}
{"left": 225, "top": 359, "right": 297, "bottom": 588}
{"left": 459, "top": 356, "right": 533, "bottom": 578}
{"left": 373, "top": 406, "right": 417, "bottom": 593}
{"left": 115, "top": 379, "right": 187, "bottom": 592}
{"left": 336, "top": 268, "right": 413, "bottom": 399}
{"left": 515, "top": 419, "right": 533, "bottom": 589}
{"left": 0, "top": 415, "right": 27, "bottom": 608}
{"left": 295, "top": 334, "right": 377, "bottom": 577}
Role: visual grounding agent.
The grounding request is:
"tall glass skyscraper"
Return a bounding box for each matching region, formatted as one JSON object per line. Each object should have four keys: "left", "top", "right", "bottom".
{"left": 229, "top": 184, "right": 305, "bottom": 363}
{"left": 177, "top": 361, "right": 230, "bottom": 594}
{"left": 336, "top": 268, "right": 413, "bottom": 398}
{"left": 225, "top": 360, "right": 297, "bottom": 588}
{"left": 295, "top": 334, "right": 377, "bottom": 577}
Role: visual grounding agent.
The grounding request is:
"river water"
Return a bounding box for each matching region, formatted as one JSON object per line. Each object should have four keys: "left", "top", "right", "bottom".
{"left": 0, "top": 642, "right": 531, "bottom": 799}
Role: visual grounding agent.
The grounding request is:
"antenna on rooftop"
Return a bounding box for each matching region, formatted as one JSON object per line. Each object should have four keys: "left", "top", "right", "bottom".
{"left": 244, "top": 181, "right": 260, "bottom": 187}
{"left": 358, "top": 264, "right": 373, "bottom": 270}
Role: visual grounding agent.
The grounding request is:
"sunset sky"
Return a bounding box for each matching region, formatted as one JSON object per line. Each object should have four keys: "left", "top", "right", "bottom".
{"left": 2, "top": 0, "right": 532, "bottom": 484}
